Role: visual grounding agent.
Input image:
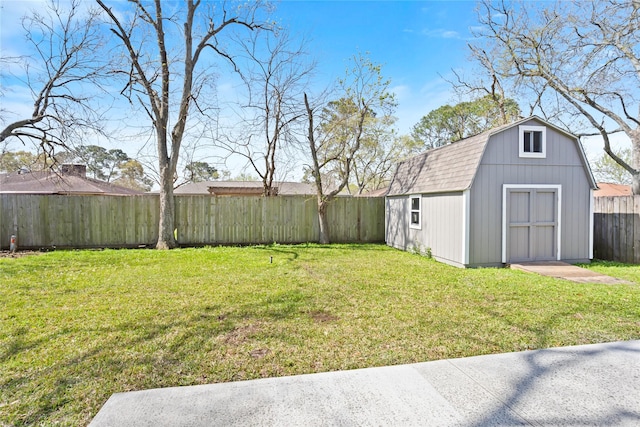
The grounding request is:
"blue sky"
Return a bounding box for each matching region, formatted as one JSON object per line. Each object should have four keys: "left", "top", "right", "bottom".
{"left": 0, "top": 1, "right": 620, "bottom": 178}
{"left": 1, "top": 1, "right": 478, "bottom": 135}
{"left": 272, "top": 0, "right": 480, "bottom": 133}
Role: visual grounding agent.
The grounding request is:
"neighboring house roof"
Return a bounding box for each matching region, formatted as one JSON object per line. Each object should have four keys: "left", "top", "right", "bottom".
{"left": 174, "top": 181, "right": 319, "bottom": 196}
{"left": 0, "top": 166, "right": 144, "bottom": 195}
{"left": 358, "top": 187, "right": 389, "bottom": 197}
{"left": 594, "top": 182, "right": 632, "bottom": 197}
{"left": 387, "top": 116, "right": 597, "bottom": 196}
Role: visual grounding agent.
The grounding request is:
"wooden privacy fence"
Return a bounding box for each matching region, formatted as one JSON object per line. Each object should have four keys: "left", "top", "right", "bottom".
{"left": 593, "top": 196, "right": 640, "bottom": 263}
{"left": 0, "top": 194, "right": 385, "bottom": 250}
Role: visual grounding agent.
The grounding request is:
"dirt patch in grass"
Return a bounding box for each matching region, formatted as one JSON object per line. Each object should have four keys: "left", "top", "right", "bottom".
{"left": 309, "top": 310, "right": 339, "bottom": 323}
{"left": 221, "top": 323, "right": 263, "bottom": 345}
{"left": 1, "top": 244, "right": 639, "bottom": 426}
{"left": 0, "top": 250, "right": 44, "bottom": 258}
{"left": 249, "top": 348, "right": 270, "bottom": 358}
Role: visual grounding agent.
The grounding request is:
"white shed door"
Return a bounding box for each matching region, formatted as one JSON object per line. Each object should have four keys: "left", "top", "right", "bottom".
{"left": 505, "top": 187, "right": 559, "bottom": 263}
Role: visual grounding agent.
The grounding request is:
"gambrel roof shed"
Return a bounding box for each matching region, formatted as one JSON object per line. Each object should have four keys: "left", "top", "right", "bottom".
{"left": 386, "top": 116, "right": 597, "bottom": 268}
{"left": 388, "top": 118, "right": 596, "bottom": 196}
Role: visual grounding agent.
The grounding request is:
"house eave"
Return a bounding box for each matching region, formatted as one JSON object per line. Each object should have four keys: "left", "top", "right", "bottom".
{"left": 385, "top": 186, "right": 470, "bottom": 198}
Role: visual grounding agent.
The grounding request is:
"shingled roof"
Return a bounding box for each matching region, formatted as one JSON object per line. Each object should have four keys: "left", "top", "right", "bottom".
{"left": 0, "top": 168, "right": 144, "bottom": 195}
{"left": 388, "top": 121, "right": 515, "bottom": 196}
{"left": 174, "top": 181, "right": 319, "bottom": 196}
{"left": 387, "top": 117, "right": 596, "bottom": 196}
{"left": 594, "top": 182, "right": 632, "bottom": 197}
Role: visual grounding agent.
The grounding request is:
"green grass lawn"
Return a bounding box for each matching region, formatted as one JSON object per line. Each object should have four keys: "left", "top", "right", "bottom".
{"left": 1, "top": 244, "right": 639, "bottom": 426}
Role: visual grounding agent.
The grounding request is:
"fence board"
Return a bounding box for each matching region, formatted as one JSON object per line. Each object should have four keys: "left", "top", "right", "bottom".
{"left": 593, "top": 195, "right": 640, "bottom": 263}
{"left": 1, "top": 194, "right": 384, "bottom": 249}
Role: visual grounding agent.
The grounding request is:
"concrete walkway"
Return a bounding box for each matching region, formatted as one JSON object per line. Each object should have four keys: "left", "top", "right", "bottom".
{"left": 510, "top": 261, "right": 633, "bottom": 284}
{"left": 90, "top": 340, "right": 640, "bottom": 426}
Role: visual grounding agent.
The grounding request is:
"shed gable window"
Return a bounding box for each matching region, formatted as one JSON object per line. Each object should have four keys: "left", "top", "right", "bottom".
{"left": 409, "top": 196, "right": 421, "bottom": 229}
{"left": 519, "top": 125, "right": 546, "bottom": 158}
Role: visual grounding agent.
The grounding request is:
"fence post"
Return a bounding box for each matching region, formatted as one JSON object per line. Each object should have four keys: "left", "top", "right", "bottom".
{"left": 0, "top": 194, "right": 386, "bottom": 249}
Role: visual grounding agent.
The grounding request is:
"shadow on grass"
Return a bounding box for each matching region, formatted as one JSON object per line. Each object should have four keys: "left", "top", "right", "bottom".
{"left": 252, "top": 245, "right": 299, "bottom": 261}
{"left": 255, "top": 242, "right": 390, "bottom": 251}
{"left": 1, "top": 326, "right": 37, "bottom": 363}
{"left": 1, "top": 312, "right": 212, "bottom": 423}
{"left": 1, "top": 291, "right": 314, "bottom": 426}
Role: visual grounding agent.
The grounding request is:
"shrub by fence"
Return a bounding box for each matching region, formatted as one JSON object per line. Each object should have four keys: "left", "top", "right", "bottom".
{"left": 0, "top": 194, "right": 385, "bottom": 250}
{"left": 593, "top": 195, "right": 640, "bottom": 263}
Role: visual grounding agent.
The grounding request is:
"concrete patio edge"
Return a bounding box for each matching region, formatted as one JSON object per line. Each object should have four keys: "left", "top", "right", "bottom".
{"left": 90, "top": 340, "right": 640, "bottom": 426}
{"left": 510, "top": 261, "right": 633, "bottom": 284}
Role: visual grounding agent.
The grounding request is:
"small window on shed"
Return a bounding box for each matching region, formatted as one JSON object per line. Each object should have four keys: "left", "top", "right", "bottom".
{"left": 519, "top": 125, "right": 546, "bottom": 158}
{"left": 410, "top": 196, "right": 421, "bottom": 229}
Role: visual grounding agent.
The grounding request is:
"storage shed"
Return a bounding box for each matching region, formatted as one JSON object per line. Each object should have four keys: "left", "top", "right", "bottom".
{"left": 385, "top": 116, "right": 597, "bottom": 268}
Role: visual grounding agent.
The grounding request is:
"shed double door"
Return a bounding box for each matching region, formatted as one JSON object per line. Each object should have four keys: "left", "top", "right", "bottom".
{"left": 505, "top": 187, "right": 559, "bottom": 263}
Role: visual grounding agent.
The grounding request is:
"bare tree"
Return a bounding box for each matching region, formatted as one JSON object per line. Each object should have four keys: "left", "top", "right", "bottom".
{"left": 351, "top": 125, "right": 417, "bottom": 195}
{"left": 97, "top": 0, "right": 271, "bottom": 248}
{"left": 216, "top": 30, "right": 313, "bottom": 195}
{"left": 0, "top": 0, "right": 108, "bottom": 157}
{"left": 303, "top": 53, "right": 395, "bottom": 243}
{"left": 470, "top": 0, "right": 640, "bottom": 193}
{"left": 450, "top": 45, "right": 532, "bottom": 122}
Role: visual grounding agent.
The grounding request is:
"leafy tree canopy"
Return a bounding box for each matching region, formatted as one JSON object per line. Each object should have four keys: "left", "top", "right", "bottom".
{"left": 592, "top": 148, "right": 632, "bottom": 185}
{"left": 411, "top": 95, "right": 520, "bottom": 149}
{"left": 184, "top": 161, "right": 219, "bottom": 183}
{"left": 233, "top": 173, "right": 259, "bottom": 182}
{"left": 112, "top": 159, "right": 154, "bottom": 192}
{"left": 64, "top": 145, "right": 129, "bottom": 182}
{"left": 0, "top": 150, "right": 49, "bottom": 173}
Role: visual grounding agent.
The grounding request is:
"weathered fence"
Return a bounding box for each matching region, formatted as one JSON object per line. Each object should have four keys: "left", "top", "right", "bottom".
{"left": 593, "top": 196, "right": 640, "bottom": 263}
{"left": 0, "top": 194, "right": 384, "bottom": 250}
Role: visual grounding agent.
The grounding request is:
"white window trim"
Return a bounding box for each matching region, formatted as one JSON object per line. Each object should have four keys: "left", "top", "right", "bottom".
{"left": 461, "top": 189, "right": 470, "bottom": 265}
{"left": 589, "top": 188, "right": 594, "bottom": 259}
{"left": 409, "top": 195, "right": 421, "bottom": 230}
{"left": 501, "top": 184, "right": 562, "bottom": 263}
{"left": 519, "top": 125, "right": 547, "bottom": 158}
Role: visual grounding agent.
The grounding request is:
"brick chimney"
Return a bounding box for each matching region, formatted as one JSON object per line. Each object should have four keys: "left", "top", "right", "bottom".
{"left": 61, "top": 164, "right": 87, "bottom": 178}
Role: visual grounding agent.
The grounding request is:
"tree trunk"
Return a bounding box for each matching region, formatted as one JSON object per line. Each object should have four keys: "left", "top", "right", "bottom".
{"left": 156, "top": 164, "right": 177, "bottom": 249}
{"left": 317, "top": 197, "right": 330, "bottom": 244}
{"left": 632, "top": 174, "right": 640, "bottom": 195}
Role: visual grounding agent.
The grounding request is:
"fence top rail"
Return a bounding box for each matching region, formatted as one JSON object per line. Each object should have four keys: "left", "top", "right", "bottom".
{"left": 1, "top": 193, "right": 384, "bottom": 199}
{"left": 0, "top": 193, "right": 157, "bottom": 198}
{"left": 594, "top": 195, "right": 640, "bottom": 200}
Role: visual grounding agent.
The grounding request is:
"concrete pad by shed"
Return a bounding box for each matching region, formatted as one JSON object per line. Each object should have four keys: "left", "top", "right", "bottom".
{"left": 510, "top": 261, "right": 633, "bottom": 284}
{"left": 90, "top": 340, "right": 640, "bottom": 426}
